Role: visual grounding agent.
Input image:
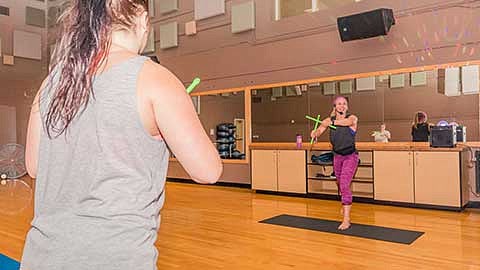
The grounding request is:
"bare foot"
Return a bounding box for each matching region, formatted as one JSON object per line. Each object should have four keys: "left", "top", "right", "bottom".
{"left": 338, "top": 220, "right": 351, "bottom": 230}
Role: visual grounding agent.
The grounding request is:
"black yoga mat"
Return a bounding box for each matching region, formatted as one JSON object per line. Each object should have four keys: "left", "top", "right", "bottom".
{"left": 259, "top": 214, "right": 424, "bottom": 245}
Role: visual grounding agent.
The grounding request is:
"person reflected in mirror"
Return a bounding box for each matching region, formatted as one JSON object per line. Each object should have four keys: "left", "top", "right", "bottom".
{"left": 372, "top": 123, "right": 391, "bottom": 143}
{"left": 411, "top": 111, "right": 431, "bottom": 142}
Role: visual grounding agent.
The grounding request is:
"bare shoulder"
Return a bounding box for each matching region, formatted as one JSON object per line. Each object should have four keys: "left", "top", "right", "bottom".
{"left": 348, "top": 114, "right": 358, "bottom": 121}
{"left": 139, "top": 60, "right": 186, "bottom": 99}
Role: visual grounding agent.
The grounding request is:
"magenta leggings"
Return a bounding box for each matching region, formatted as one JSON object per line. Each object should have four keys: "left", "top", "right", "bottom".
{"left": 333, "top": 153, "right": 359, "bottom": 205}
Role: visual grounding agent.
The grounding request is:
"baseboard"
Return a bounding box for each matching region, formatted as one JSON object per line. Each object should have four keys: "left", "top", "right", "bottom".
{"left": 466, "top": 201, "right": 480, "bottom": 209}
{"left": 373, "top": 200, "right": 463, "bottom": 212}
{"left": 308, "top": 193, "right": 375, "bottom": 203}
{"left": 255, "top": 190, "right": 308, "bottom": 198}
{"left": 166, "top": 177, "right": 251, "bottom": 189}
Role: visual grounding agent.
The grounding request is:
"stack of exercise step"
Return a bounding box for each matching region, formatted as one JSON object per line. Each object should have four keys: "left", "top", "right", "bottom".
{"left": 216, "top": 123, "right": 245, "bottom": 159}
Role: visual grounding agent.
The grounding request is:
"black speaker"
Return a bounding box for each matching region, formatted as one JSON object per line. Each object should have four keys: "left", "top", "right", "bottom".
{"left": 430, "top": 126, "right": 456, "bottom": 148}
{"left": 456, "top": 126, "right": 467, "bottom": 143}
{"left": 337, "top": 8, "right": 395, "bottom": 42}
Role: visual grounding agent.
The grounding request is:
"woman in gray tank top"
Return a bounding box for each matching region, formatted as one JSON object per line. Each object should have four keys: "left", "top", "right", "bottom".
{"left": 21, "top": 1, "right": 222, "bottom": 269}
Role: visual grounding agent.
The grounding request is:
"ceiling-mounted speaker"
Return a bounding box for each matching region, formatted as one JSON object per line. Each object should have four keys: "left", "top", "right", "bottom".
{"left": 337, "top": 8, "right": 395, "bottom": 42}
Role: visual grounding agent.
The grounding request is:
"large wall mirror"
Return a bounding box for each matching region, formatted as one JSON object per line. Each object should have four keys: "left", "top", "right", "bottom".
{"left": 252, "top": 67, "right": 479, "bottom": 142}
{"left": 196, "top": 92, "right": 246, "bottom": 160}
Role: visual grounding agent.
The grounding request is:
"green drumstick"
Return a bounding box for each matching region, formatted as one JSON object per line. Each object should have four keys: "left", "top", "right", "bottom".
{"left": 310, "top": 114, "right": 321, "bottom": 144}
{"left": 186, "top": 77, "right": 201, "bottom": 94}
{"left": 305, "top": 115, "right": 337, "bottom": 130}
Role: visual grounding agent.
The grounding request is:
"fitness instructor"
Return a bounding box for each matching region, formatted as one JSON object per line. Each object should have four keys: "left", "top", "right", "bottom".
{"left": 310, "top": 96, "right": 359, "bottom": 230}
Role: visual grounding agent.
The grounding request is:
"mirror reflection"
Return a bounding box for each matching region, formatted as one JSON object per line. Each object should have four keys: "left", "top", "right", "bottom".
{"left": 251, "top": 68, "right": 479, "bottom": 142}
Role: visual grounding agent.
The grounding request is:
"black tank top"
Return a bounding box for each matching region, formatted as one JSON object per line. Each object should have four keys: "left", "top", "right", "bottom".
{"left": 329, "top": 114, "right": 357, "bottom": 155}
{"left": 411, "top": 123, "right": 430, "bottom": 142}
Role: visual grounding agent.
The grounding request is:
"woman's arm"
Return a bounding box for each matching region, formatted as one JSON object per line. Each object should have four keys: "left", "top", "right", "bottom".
{"left": 142, "top": 62, "right": 222, "bottom": 184}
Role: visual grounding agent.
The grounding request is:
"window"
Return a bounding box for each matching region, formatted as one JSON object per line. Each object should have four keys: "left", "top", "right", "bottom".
{"left": 274, "top": 0, "right": 363, "bottom": 21}
{"left": 0, "top": 6, "right": 10, "bottom": 16}
{"left": 275, "top": 0, "right": 322, "bottom": 20}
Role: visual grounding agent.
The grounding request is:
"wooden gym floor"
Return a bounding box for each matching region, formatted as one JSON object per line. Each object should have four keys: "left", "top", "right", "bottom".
{"left": 1, "top": 177, "right": 480, "bottom": 269}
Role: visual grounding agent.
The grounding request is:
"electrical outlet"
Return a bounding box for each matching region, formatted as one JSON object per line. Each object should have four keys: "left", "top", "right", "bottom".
{"left": 210, "top": 129, "right": 215, "bottom": 136}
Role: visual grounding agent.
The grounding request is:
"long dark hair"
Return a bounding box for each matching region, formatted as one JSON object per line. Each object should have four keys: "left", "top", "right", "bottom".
{"left": 412, "top": 111, "right": 427, "bottom": 129}
{"left": 45, "top": 0, "right": 148, "bottom": 138}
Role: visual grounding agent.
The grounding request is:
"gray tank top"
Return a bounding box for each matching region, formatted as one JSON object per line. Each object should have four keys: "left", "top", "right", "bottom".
{"left": 21, "top": 56, "right": 169, "bottom": 270}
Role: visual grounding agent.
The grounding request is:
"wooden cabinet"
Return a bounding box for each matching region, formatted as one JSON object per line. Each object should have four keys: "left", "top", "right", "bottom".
{"left": 251, "top": 150, "right": 306, "bottom": 194}
{"left": 374, "top": 151, "right": 462, "bottom": 208}
{"left": 251, "top": 150, "right": 277, "bottom": 191}
{"left": 414, "top": 151, "right": 460, "bottom": 207}
{"left": 374, "top": 151, "right": 414, "bottom": 203}
{"left": 250, "top": 143, "right": 471, "bottom": 211}
{"left": 277, "top": 150, "right": 307, "bottom": 193}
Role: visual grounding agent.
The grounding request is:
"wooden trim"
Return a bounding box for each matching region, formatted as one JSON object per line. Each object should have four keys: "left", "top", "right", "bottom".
{"left": 249, "top": 142, "right": 467, "bottom": 152}
{"left": 191, "top": 59, "right": 480, "bottom": 95}
{"left": 191, "top": 87, "right": 246, "bottom": 96}
{"left": 462, "top": 142, "right": 480, "bottom": 148}
{"left": 244, "top": 88, "right": 252, "bottom": 163}
{"left": 250, "top": 60, "right": 480, "bottom": 90}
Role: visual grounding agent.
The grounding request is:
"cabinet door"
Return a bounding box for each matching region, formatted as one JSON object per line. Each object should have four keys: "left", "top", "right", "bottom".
{"left": 414, "top": 151, "right": 460, "bottom": 207}
{"left": 374, "top": 151, "right": 414, "bottom": 203}
{"left": 251, "top": 150, "right": 277, "bottom": 191}
{"left": 277, "top": 150, "right": 306, "bottom": 194}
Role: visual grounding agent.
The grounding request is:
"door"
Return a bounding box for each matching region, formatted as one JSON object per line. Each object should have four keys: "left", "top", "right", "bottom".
{"left": 251, "top": 150, "right": 277, "bottom": 191}
{"left": 414, "top": 151, "right": 460, "bottom": 207}
{"left": 374, "top": 151, "right": 414, "bottom": 203}
{"left": 277, "top": 150, "right": 306, "bottom": 194}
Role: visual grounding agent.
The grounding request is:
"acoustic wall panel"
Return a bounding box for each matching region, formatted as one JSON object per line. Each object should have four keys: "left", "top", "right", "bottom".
{"left": 272, "top": 87, "right": 282, "bottom": 97}
{"left": 323, "top": 82, "right": 336, "bottom": 95}
{"left": 411, "top": 71, "right": 427, "bottom": 86}
{"left": 339, "top": 80, "right": 353, "bottom": 94}
{"left": 356, "top": 76, "right": 375, "bottom": 91}
{"left": 159, "top": 0, "right": 178, "bottom": 14}
{"left": 143, "top": 28, "right": 155, "bottom": 54}
{"left": 461, "top": 65, "right": 479, "bottom": 95}
{"left": 0, "top": 5, "right": 10, "bottom": 16}
{"left": 194, "top": 0, "right": 225, "bottom": 20}
{"left": 285, "top": 86, "right": 296, "bottom": 96}
{"left": 231, "top": 1, "right": 255, "bottom": 34}
{"left": 390, "top": 74, "right": 405, "bottom": 88}
{"left": 48, "top": 6, "right": 60, "bottom": 27}
{"left": 13, "top": 30, "right": 42, "bottom": 60}
{"left": 438, "top": 68, "right": 460, "bottom": 96}
{"left": 159, "top": 21, "right": 178, "bottom": 49}
{"left": 26, "top": 6, "right": 46, "bottom": 28}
